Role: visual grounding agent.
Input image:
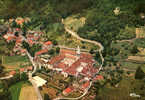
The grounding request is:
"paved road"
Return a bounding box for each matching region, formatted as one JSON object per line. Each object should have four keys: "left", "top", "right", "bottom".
{"left": 25, "top": 51, "right": 37, "bottom": 74}
{"left": 0, "top": 75, "right": 13, "bottom": 80}
{"left": 64, "top": 27, "right": 104, "bottom": 51}
{"left": 19, "top": 29, "right": 42, "bottom": 100}
{"left": 64, "top": 26, "right": 104, "bottom": 74}
{"left": 29, "top": 74, "right": 43, "bottom": 100}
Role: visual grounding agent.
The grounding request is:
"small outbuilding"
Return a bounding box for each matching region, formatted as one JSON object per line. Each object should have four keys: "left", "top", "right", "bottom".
{"left": 32, "top": 76, "right": 47, "bottom": 87}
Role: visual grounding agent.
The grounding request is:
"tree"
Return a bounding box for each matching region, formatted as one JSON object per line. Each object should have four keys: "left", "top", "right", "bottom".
{"left": 0, "top": 25, "right": 8, "bottom": 34}
{"left": 28, "top": 44, "right": 42, "bottom": 57}
{"left": 48, "top": 49, "right": 55, "bottom": 55}
{"left": 12, "top": 73, "right": 20, "bottom": 83}
{"left": 0, "top": 80, "right": 11, "bottom": 100}
{"left": 20, "top": 73, "right": 28, "bottom": 81}
{"left": 89, "top": 48, "right": 95, "bottom": 54}
{"left": 44, "top": 93, "right": 50, "bottom": 100}
{"left": 14, "top": 32, "right": 19, "bottom": 37}
{"left": 135, "top": 66, "right": 145, "bottom": 79}
{"left": 56, "top": 47, "right": 60, "bottom": 54}
{"left": 52, "top": 40, "right": 58, "bottom": 45}
{"left": 131, "top": 45, "right": 139, "bottom": 54}
{"left": 0, "top": 64, "right": 4, "bottom": 73}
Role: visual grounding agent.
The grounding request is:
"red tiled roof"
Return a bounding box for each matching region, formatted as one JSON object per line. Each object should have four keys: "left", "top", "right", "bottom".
{"left": 65, "top": 54, "right": 77, "bottom": 60}
{"left": 82, "top": 67, "right": 88, "bottom": 74}
{"left": 15, "top": 19, "right": 25, "bottom": 25}
{"left": 16, "top": 37, "right": 22, "bottom": 44}
{"left": 94, "top": 75, "right": 104, "bottom": 80}
{"left": 56, "top": 62, "right": 67, "bottom": 69}
{"left": 20, "top": 49, "right": 26, "bottom": 53}
{"left": 7, "top": 37, "right": 13, "bottom": 41}
{"left": 64, "top": 59, "right": 81, "bottom": 75}
{"left": 82, "top": 81, "right": 90, "bottom": 89}
{"left": 7, "top": 36, "right": 16, "bottom": 41}
{"left": 35, "top": 49, "right": 48, "bottom": 56}
{"left": 27, "top": 66, "right": 33, "bottom": 70}
{"left": 80, "top": 53, "right": 93, "bottom": 59}
{"left": 60, "top": 49, "right": 76, "bottom": 55}
{"left": 20, "top": 68, "right": 25, "bottom": 72}
{"left": 44, "top": 41, "right": 52, "bottom": 45}
{"left": 7, "top": 32, "right": 13, "bottom": 34}
{"left": 49, "top": 55, "right": 65, "bottom": 65}
{"left": 50, "top": 49, "right": 98, "bottom": 77}
{"left": 28, "top": 39, "right": 34, "bottom": 45}
{"left": 63, "top": 87, "right": 74, "bottom": 94}
{"left": 9, "top": 71, "right": 16, "bottom": 75}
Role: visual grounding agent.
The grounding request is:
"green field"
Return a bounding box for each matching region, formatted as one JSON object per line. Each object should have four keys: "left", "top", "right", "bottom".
{"left": 9, "top": 81, "right": 26, "bottom": 100}
{"left": 1, "top": 55, "right": 29, "bottom": 71}
{"left": 3, "top": 56, "right": 29, "bottom": 64}
{"left": 97, "top": 78, "right": 143, "bottom": 100}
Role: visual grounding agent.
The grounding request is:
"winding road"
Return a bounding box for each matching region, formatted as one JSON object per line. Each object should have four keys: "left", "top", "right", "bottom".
{"left": 64, "top": 27, "right": 104, "bottom": 51}
{"left": 20, "top": 32, "right": 43, "bottom": 100}
{"left": 0, "top": 22, "right": 105, "bottom": 100}
{"left": 64, "top": 26, "right": 104, "bottom": 74}
{"left": 53, "top": 21, "right": 105, "bottom": 100}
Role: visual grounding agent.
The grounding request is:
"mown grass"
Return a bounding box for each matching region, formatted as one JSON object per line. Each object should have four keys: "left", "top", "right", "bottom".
{"left": 3, "top": 56, "right": 28, "bottom": 64}
{"left": 1, "top": 55, "right": 29, "bottom": 71}
{"left": 9, "top": 81, "right": 26, "bottom": 100}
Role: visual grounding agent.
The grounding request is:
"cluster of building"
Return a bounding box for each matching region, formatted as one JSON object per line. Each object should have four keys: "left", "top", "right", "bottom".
{"left": 2, "top": 17, "right": 104, "bottom": 97}
{"left": 62, "top": 75, "right": 103, "bottom": 96}
{"left": 35, "top": 41, "right": 53, "bottom": 57}
{"left": 2, "top": 19, "right": 53, "bottom": 57}
{"left": 9, "top": 66, "right": 33, "bottom": 76}
{"left": 35, "top": 47, "right": 103, "bottom": 95}
{"left": 49, "top": 47, "right": 98, "bottom": 79}
{"left": 33, "top": 47, "right": 104, "bottom": 96}
{"left": 9, "top": 17, "right": 31, "bottom": 26}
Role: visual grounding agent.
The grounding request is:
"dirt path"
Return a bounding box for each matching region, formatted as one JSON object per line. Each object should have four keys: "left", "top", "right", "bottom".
{"left": 116, "top": 38, "right": 137, "bottom": 43}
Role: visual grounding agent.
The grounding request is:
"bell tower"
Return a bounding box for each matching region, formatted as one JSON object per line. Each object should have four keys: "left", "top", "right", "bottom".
{"left": 76, "top": 46, "right": 80, "bottom": 56}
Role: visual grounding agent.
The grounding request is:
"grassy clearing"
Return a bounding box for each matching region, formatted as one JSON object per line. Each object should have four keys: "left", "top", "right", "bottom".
{"left": 3, "top": 56, "right": 28, "bottom": 64}
{"left": 120, "top": 61, "right": 145, "bottom": 71}
{"left": 9, "top": 81, "right": 26, "bottom": 100}
{"left": 63, "top": 16, "right": 86, "bottom": 32}
{"left": 1, "top": 55, "right": 29, "bottom": 71}
{"left": 98, "top": 79, "right": 138, "bottom": 100}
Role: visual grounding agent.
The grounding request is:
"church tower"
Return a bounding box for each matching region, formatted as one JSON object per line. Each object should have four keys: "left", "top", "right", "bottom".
{"left": 76, "top": 46, "right": 81, "bottom": 56}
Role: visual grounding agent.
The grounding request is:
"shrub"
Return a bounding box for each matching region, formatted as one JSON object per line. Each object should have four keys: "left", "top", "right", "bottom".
{"left": 135, "top": 66, "right": 145, "bottom": 79}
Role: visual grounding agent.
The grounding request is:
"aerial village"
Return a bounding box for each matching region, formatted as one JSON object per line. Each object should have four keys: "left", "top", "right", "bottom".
{"left": 1, "top": 17, "right": 104, "bottom": 100}
{"left": 1, "top": 1, "right": 145, "bottom": 100}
